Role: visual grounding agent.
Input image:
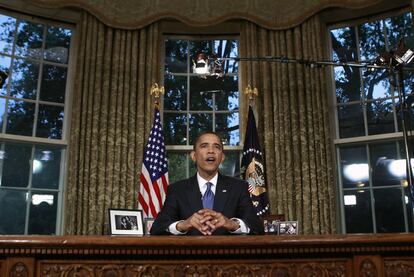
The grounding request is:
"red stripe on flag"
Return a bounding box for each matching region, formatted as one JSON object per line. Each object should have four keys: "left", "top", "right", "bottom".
{"left": 161, "top": 175, "right": 168, "bottom": 196}
{"left": 138, "top": 193, "right": 149, "bottom": 216}
{"left": 152, "top": 180, "right": 162, "bottom": 211}
{"left": 140, "top": 173, "right": 157, "bottom": 217}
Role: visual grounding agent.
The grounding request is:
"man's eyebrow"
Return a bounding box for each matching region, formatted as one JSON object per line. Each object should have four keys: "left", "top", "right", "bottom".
{"left": 197, "top": 142, "right": 222, "bottom": 147}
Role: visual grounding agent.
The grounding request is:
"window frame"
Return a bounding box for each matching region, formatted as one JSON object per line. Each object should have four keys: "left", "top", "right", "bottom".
{"left": 0, "top": 7, "right": 77, "bottom": 235}
{"left": 161, "top": 34, "right": 243, "bottom": 182}
{"left": 328, "top": 7, "right": 414, "bottom": 233}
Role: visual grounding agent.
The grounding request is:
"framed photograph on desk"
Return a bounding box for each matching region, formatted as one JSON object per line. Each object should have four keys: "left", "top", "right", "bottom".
{"left": 108, "top": 209, "right": 144, "bottom": 235}
{"left": 278, "top": 221, "right": 298, "bottom": 235}
{"left": 262, "top": 214, "right": 285, "bottom": 234}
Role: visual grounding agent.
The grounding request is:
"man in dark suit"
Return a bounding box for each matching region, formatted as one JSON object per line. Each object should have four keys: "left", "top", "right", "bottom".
{"left": 150, "top": 131, "right": 264, "bottom": 235}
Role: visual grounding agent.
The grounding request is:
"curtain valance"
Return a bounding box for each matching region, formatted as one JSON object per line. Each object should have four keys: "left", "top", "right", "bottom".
{"left": 26, "top": 0, "right": 381, "bottom": 29}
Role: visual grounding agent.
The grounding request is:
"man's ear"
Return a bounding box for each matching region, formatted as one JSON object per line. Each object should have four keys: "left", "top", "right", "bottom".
{"left": 190, "top": 150, "right": 196, "bottom": 162}
{"left": 221, "top": 153, "right": 225, "bottom": 163}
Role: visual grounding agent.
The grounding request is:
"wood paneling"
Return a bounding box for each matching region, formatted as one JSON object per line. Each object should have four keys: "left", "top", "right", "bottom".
{"left": 1, "top": 233, "right": 414, "bottom": 276}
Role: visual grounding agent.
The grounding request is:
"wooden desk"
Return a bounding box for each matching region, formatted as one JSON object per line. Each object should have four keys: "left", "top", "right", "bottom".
{"left": 0, "top": 233, "right": 413, "bottom": 276}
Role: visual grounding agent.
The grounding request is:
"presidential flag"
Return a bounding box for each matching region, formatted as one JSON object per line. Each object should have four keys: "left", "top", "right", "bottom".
{"left": 138, "top": 108, "right": 169, "bottom": 218}
{"left": 241, "top": 106, "right": 270, "bottom": 215}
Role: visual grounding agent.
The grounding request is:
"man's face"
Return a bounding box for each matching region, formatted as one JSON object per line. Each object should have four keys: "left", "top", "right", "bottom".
{"left": 191, "top": 133, "right": 225, "bottom": 179}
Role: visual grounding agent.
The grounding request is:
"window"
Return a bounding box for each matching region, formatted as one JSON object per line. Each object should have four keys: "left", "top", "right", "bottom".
{"left": 0, "top": 11, "right": 73, "bottom": 235}
{"left": 330, "top": 10, "right": 414, "bottom": 233}
{"left": 163, "top": 37, "right": 241, "bottom": 183}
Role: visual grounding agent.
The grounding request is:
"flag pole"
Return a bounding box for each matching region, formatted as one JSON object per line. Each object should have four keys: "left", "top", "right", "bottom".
{"left": 138, "top": 83, "right": 169, "bottom": 221}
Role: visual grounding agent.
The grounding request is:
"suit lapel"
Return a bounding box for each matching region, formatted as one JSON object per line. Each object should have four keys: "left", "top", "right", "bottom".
{"left": 185, "top": 175, "right": 203, "bottom": 212}
{"left": 213, "top": 174, "right": 229, "bottom": 213}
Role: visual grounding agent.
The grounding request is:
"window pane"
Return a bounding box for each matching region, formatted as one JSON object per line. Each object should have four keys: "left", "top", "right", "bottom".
{"left": 395, "top": 97, "right": 414, "bottom": 132}
{"left": 165, "top": 39, "right": 187, "bottom": 73}
{"left": 215, "top": 76, "right": 239, "bottom": 111}
{"left": 190, "top": 76, "right": 214, "bottom": 110}
{"left": 344, "top": 190, "right": 373, "bottom": 233}
{"left": 167, "top": 152, "right": 187, "bottom": 184}
{"left": 28, "top": 191, "right": 57, "bottom": 234}
{"left": 6, "top": 99, "right": 35, "bottom": 136}
{"left": 370, "top": 142, "right": 402, "bottom": 187}
{"left": 10, "top": 58, "right": 39, "bottom": 99}
{"left": 1, "top": 142, "right": 31, "bottom": 187}
{"left": 366, "top": 99, "right": 395, "bottom": 135}
{"left": 189, "top": 113, "right": 213, "bottom": 145}
{"left": 190, "top": 41, "right": 211, "bottom": 60}
{"left": 0, "top": 189, "right": 27, "bottom": 234}
{"left": 216, "top": 112, "right": 239, "bottom": 146}
{"left": 163, "top": 113, "right": 187, "bottom": 145}
{"left": 36, "top": 104, "right": 64, "bottom": 139}
{"left": 213, "top": 39, "right": 238, "bottom": 57}
{"left": 219, "top": 151, "right": 240, "bottom": 177}
{"left": 15, "top": 20, "right": 44, "bottom": 59}
{"left": 0, "top": 15, "right": 16, "bottom": 55}
{"left": 358, "top": 20, "right": 386, "bottom": 61}
{"left": 213, "top": 39, "right": 238, "bottom": 73}
{"left": 337, "top": 104, "right": 365, "bottom": 138}
{"left": 40, "top": 64, "right": 67, "bottom": 103}
{"left": 363, "top": 68, "right": 391, "bottom": 100}
{"left": 0, "top": 55, "right": 11, "bottom": 95}
{"left": 385, "top": 13, "right": 414, "bottom": 51}
{"left": 32, "top": 146, "right": 62, "bottom": 189}
{"left": 404, "top": 71, "right": 414, "bottom": 95}
{"left": 334, "top": 66, "right": 361, "bottom": 104}
{"left": 374, "top": 188, "right": 405, "bottom": 233}
{"left": 339, "top": 145, "right": 368, "bottom": 188}
{"left": 331, "top": 27, "right": 358, "bottom": 62}
{"left": 164, "top": 74, "right": 187, "bottom": 110}
{"left": 44, "top": 26, "right": 71, "bottom": 64}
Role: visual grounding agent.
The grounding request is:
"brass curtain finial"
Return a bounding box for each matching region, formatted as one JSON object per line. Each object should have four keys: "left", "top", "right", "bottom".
{"left": 150, "top": 83, "right": 165, "bottom": 107}
{"left": 244, "top": 85, "right": 258, "bottom": 101}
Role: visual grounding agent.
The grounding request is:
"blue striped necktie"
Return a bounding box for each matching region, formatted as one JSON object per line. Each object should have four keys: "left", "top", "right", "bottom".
{"left": 202, "top": 182, "right": 214, "bottom": 209}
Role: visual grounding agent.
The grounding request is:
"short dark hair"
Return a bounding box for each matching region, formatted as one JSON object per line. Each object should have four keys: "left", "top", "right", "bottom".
{"left": 193, "top": 131, "right": 223, "bottom": 150}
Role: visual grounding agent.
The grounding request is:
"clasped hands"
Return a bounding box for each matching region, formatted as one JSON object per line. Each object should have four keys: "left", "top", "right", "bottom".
{"left": 176, "top": 209, "right": 239, "bottom": 235}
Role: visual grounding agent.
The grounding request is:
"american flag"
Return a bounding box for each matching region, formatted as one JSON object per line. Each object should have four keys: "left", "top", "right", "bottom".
{"left": 138, "top": 108, "right": 169, "bottom": 218}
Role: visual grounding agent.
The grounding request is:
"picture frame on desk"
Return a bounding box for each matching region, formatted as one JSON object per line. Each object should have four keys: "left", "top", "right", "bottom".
{"left": 108, "top": 208, "right": 144, "bottom": 235}
{"left": 262, "top": 214, "right": 285, "bottom": 235}
{"left": 278, "top": 221, "right": 298, "bottom": 235}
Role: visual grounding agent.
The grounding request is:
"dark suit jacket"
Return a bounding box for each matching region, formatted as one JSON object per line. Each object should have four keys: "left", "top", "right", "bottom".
{"left": 150, "top": 173, "right": 264, "bottom": 235}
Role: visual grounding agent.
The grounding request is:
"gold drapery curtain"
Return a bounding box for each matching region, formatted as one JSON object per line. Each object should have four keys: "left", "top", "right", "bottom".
{"left": 240, "top": 16, "right": 336, "bottom": 234}
{"left": 65, "top": 12, "right": 160, "bottom": 235}
{"left": 26, "top": 0, "right": 381, "bottom": 30}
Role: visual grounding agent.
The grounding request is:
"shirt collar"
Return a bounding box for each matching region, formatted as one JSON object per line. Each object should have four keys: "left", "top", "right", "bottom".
{"left": 197, "top": 172, "right": 218, "bottom": 194}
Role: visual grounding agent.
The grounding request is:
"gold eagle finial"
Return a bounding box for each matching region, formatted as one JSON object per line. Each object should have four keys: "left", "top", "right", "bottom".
{"left": 150, "top": 83, "right": 164, "bottom": 99}
{"left": 244, "top": 85, "right": 258, "bottom": 101}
